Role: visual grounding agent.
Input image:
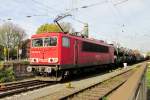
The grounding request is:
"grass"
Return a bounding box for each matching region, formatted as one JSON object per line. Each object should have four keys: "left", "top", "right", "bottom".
{"left": 146, "top": 63, "right": 150, "bottom": 88}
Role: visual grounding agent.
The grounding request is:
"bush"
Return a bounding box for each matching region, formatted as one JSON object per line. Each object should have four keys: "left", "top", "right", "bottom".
{"left": 0, "top": 66, "right": 15, "bottom": 83}
{"left": 0, "top": 60, "right": 29, "bottom": 83}
{"left": 20, "top": 60, "right": 30, "bottom": 65}
{"left": 0, "top": 61, "right": 4, "bottom": 70}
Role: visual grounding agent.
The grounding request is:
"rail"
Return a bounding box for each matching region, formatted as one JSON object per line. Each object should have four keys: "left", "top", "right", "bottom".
{"left": 0, "top": 80, "right": 55, "bottom": 98}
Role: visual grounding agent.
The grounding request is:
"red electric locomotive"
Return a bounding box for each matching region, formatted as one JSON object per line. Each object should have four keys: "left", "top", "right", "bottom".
{"left": 28, "top": 32, "right": 114, "bottom": 81}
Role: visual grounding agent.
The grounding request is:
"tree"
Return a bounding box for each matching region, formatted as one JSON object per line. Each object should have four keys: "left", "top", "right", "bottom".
{"left": 36, "top": 23, "right": 61, "bottom": 33}
{"left": 0, "top": 22, "right": 26, "bottom": 60}
{"left": 36, "top": 22, "right": 75, "bottom": 34}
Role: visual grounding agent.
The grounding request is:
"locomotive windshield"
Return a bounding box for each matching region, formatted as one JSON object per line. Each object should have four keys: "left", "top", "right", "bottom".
{"left": 44, "top": 37, "right": 57, "bottom": 46}
{"left": 32, "top": 38, "right": 43, "bottom": 47}
{"left": 32, "top": 37, "right": 57, "bottom": 47}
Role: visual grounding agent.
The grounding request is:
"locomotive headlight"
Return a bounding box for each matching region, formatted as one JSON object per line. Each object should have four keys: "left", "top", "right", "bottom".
{"left": 45, "top": 67, "right": 52, "bottom": 73}
{"left": 31, "top": 58, "right": 39, "bottom": 63}
{"left": 48, "top": 58, "right": 53, "bottom": 63}
{"left": 48, "top": 58, "right": 58, "bottom": 63}
{"left": 35, "top": 58, "right": 39, "bottom": 62}
{"left": 53, "top": 58, "right": 58, "bottom": 63}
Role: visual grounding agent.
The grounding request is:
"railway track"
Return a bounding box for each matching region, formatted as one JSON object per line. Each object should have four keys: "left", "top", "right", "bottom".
{"left": 0, "top": 80, "right": 55, "bottom": 98}
{"left": 1, "top": 63, "right": 144, "bottom": 100}
{"left": 34, "top": 63, "right": 143, "bottom": 100}
{"left": 59, "top": 67, "right": 136, "bottom": 100}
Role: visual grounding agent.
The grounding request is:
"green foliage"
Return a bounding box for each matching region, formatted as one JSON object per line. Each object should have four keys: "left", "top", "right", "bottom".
{"left": 0, "top": 61, "right": 15, "bottom": 83}
{"left": 36, "top": 23, "right": 61, "bottom": 34}
{"left": 20, "top": 60, "right": 30, "bottom": 65}
{"left": 0, "top": 67, "right": 15, "bottom": 83}
{"left": 9, "top": 48, "right": 17, "bottom": 59}
{"left": 36, "top": 22, "right": 75, "bottom": 34}
{"left": 0, "top": 60, "right": 30, "bottom": 83}
{"left": 102, "top": 97, "right": 108, "bottom": 100}
{"left": 0, "top": 45, "right": 4, "bottom": 60}
{"left": 3, "top": 60, "right": 29, "bottom": 65}
{"left": 0, "top": 22, "right": 26, "bottom": 60}
{"left": 147, "top": 67, "right": 150, "bottom": 88}
{"left": 0, "top": 61, "right": 4, "bottom": 70}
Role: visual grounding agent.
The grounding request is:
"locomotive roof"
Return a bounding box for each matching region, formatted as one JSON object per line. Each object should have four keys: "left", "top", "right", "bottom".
{"left": 31, "top": 32, "right": 112, "bottom": 47}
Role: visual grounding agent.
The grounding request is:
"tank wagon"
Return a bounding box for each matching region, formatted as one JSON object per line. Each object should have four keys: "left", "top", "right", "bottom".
{"left": 28, "top": 32, "right": 114, "bottom": 81}
{"left": 114, "top": 46, "right": 145, "bottom": 66}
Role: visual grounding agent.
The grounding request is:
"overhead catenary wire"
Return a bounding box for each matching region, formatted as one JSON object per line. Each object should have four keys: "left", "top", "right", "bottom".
{"left": 0, "top": 0, "right": 129, "bottom": 23}
{"left": 8, "top": 0, "right": 54, "bottom": 18}
{"left": 65, "top": 0, "right": 108, "bottom": 13}
{"left": 31, "top": 0, "right": 62, "bottom": 13}
{"left": 0, "top": 0, "right": 134, "bottom": 39}
{"left": 70, "top": 16, "right": 86, "bottom": 24}
{"left": 64, "top": 0, "right": 109, "bottom": 26}
{"left": 65, "top": 0, "right": 129, "bottom": 26}
{"left": 108, "top": 0, "right": 144, "bottom": 50}
{"left": 80, "top": 0, "right": 108, "bottom": 8}
{"left": 113, "top": 0, "right": 128, "bottom": 6}
{"left": 0, "top": 0, "right": 57, "bottom": 21}
{"left": 110, "top": 0, "right": 139, "bottom": 40}
{"left": 109, "top": 0, "right": 130, "bottom": 33}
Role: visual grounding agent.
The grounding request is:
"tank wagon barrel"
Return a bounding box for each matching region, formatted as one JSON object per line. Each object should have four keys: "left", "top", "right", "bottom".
{"left": 113, "top": 45, "right": 145, "bottom": 67}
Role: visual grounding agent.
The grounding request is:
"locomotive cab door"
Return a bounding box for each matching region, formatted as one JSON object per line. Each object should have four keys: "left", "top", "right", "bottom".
{"left": 74, "top": 40, "right": 78, "bottom": 65}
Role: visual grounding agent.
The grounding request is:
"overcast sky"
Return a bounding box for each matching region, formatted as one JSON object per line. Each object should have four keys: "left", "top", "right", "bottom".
{"left": 0, "top": 0, "right": 149, "bottom": 52}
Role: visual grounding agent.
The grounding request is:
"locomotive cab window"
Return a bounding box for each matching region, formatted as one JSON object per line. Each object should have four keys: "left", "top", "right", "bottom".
{"left": 62, "top": 37, "right": 70, "bottom": 47}
{"left": 32, "top": 38, "right": 43, "bottom": 47}
{"left": 44, "top": 37, "right": 57, "bottom": 46}
{"left": 32, "top": 37, "right": 57, "bottom": 47}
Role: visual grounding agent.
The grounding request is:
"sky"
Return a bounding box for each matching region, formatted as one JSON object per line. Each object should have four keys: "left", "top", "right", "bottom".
{"left": 0, "top": 0, "right": 150, "bottom": 52}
